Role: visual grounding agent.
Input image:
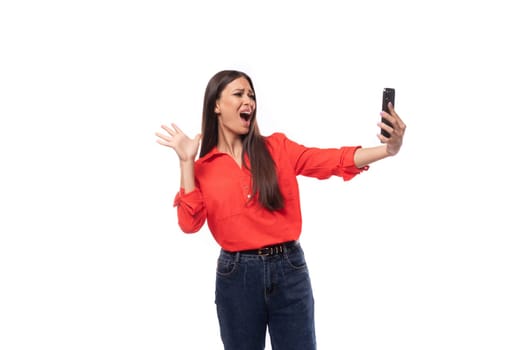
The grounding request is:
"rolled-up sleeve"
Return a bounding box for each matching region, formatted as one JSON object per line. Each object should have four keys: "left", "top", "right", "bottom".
{"left": 279, "top": 133, "right": 369, "bottom": 181}
{"left": 173, "top": 188, "right": 206, "bottom": 233}
{"left": 334, "top": 146, "right": 369, "bottom": 180}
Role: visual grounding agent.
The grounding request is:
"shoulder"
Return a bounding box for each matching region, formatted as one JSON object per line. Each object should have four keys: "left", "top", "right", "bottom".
{"left": 265, "top": 132, "right": 305, "bottom": 151}
{"left": 264, "top": 132, "right": 304, "bottom": 159}
{"left": 264, "top": 132, "right": 289, "bottom": 146}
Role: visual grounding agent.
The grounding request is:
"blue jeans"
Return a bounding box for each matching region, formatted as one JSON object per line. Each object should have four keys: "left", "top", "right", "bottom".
{"left": 215, "top": 242, "right": 316, "bottom": 350}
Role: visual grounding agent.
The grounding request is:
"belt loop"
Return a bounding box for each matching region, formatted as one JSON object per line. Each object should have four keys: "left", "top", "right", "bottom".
{"left": 234, "top": 252, "right": 241, "bottom": 262}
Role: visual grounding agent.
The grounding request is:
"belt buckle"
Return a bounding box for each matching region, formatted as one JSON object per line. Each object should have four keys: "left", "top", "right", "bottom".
{"left": 258, "top": 245, "right": 284, "bottom": 256}
{"left": 258, "top": 247, "right": 271, "bottom": 256}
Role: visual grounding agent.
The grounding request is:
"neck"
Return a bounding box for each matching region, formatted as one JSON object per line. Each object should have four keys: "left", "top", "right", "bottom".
{"left": 217, "top": 133, "right": 243, "bottom": 158}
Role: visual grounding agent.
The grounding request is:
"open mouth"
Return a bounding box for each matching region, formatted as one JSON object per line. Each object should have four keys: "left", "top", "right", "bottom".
{"left": 240, "top": 112, "right": 252, "bottom": 122}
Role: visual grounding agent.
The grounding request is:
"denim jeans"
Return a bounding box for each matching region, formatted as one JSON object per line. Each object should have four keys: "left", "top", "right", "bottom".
{"left": 215, "top": 242, "right": 316, "bottom": 350}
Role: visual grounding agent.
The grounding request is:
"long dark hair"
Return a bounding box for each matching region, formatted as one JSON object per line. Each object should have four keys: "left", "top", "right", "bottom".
{"left": 200, "top": 70, "right": 284, "bottom": 211}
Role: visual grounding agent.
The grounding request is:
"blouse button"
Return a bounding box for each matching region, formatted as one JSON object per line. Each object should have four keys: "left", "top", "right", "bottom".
{"left": 247, "top": 194, "right": 251, "bottom": 199}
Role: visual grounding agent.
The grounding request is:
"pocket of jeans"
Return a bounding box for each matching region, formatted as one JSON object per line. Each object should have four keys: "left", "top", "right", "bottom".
{"left": 285, "top": 249, "right": 307, "bottom": 270}
{"left": 216, "top": 257, "right": 237, "bottom": 276}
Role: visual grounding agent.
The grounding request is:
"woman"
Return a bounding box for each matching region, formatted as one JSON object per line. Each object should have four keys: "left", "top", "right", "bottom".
{"left": 156, "top": 70, "right": 406, "bottom": 350}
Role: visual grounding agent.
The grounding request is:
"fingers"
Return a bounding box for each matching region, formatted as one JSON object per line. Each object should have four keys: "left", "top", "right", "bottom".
{"left": 155, "top": 123, "right": 194, "bottom": 150}
{"left": 156, "top": 123, "right": 185, "bottom": 142}
{"left": 158, "top": 123, "right": 184, "bottom": 136}
{"left": 386, "top": 103, "right": 406, "bottom": 131}
{"left": 381, "top": 111, "right": 406, "bottom": 136}
{"left": 155, "top": 132, "right": 171, "bottom": 144}
{"left": 377, "top": 104, "right": 406, "bottom": 152}
{"left": 156, "top": 124, "right": 178, "bottom": 148}
{"left": 376, "top": 132, "right": 389, "bottom": 144}
{"left": 171, "top": 123, "right": 184, "bottom": 135}
{"left": 384, "top": 102, "right": 394, "bottom": 113}
{"left": 161, "top": 124, "right": 175, "bottom": 136}
{"left": 378, "top": 112, "right": 395, "bottom": 136}
{"left": 156, "top": 138, "right": 170, "bottom": 147}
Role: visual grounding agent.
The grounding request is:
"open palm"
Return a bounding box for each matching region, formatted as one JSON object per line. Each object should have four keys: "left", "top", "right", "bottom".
{"left": 155, "top": 123, "right": 201, "bottom": 161}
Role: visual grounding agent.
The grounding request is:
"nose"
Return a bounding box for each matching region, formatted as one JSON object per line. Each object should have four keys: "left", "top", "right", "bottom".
{"left": 242, "top": 95, "right": 255, "bottom": 108}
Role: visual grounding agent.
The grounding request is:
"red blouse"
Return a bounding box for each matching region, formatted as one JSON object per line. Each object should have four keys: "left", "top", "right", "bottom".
{"left": 174, "top": 132, "right": 368, "bottom": 251}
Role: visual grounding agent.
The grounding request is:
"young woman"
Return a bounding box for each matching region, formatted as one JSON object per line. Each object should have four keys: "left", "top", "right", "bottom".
{"left": 156, "top": 70, "right": 406, "bottom": 350}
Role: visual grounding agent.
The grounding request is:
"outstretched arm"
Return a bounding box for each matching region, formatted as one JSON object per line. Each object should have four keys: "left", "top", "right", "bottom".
{"left": 354, "top": 102, "right": 406, "bottom": 168}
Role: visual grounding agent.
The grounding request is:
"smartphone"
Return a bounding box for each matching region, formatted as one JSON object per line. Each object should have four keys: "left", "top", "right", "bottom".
{"left": 381, "top": 88, "right": 395, "bottom": 138}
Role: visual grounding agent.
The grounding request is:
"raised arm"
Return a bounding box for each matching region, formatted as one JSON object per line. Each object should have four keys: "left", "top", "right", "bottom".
{"left": 155, "top": 123, "right": 201, "bottom": 192}
{"left": 354, "top": 102, "right": 406, "bottom": 168}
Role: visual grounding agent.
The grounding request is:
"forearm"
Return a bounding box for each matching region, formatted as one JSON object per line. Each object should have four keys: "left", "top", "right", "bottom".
{"left": 353, "top": 145, "right": 390, "bottom": 168}
{"left": 179, "top": 160, "right": 196, "bottom": 192}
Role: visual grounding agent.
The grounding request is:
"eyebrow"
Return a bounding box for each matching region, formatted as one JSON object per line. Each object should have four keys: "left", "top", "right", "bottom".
{"left": 232, "top": 88, "right": 254, "bottom": 94}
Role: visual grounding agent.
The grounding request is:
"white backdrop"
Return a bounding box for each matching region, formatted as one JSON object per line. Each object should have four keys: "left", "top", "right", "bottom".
{"left": 1, "top": 1, "right": 524, "bottom": 349}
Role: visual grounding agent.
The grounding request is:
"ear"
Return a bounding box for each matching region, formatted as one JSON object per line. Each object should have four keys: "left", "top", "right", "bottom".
{"left": 214, "top": 102, "right": 220, "bottom": 114}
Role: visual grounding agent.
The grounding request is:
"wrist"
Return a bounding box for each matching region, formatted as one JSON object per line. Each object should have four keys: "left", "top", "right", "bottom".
{"left": 386, "top": 142, "right": 401, "bottom": 156}
{"left": 180, "top": 159, "right": 195, "bottom": 168}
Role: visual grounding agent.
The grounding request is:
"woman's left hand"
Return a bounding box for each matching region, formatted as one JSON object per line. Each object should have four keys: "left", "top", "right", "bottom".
{"left": 378, "top": 102, "right": 406, "bottom": 156}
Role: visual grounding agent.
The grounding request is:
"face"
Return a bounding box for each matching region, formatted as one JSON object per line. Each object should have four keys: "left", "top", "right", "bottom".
{"left": 214, "top": 77, "right": 256, "bottom": 138}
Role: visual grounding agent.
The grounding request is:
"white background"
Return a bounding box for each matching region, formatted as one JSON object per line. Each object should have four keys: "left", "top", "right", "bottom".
{"left": 1, "top": 0, "right": 524, "bottom": 349}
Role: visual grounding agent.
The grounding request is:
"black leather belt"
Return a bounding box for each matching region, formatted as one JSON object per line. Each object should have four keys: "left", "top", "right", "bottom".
{"left": 228, "top": 240, "right": 298, "bottom": 256}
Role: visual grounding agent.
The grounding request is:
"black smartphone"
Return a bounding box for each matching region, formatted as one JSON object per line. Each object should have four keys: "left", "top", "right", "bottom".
{"left": 381, "top": 88, "right": 395, "bottom": 138}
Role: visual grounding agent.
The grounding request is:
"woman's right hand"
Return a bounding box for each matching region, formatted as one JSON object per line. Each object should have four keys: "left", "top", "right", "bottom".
{"left": 155, "top": 123, "right": 201, "bottom": 162}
